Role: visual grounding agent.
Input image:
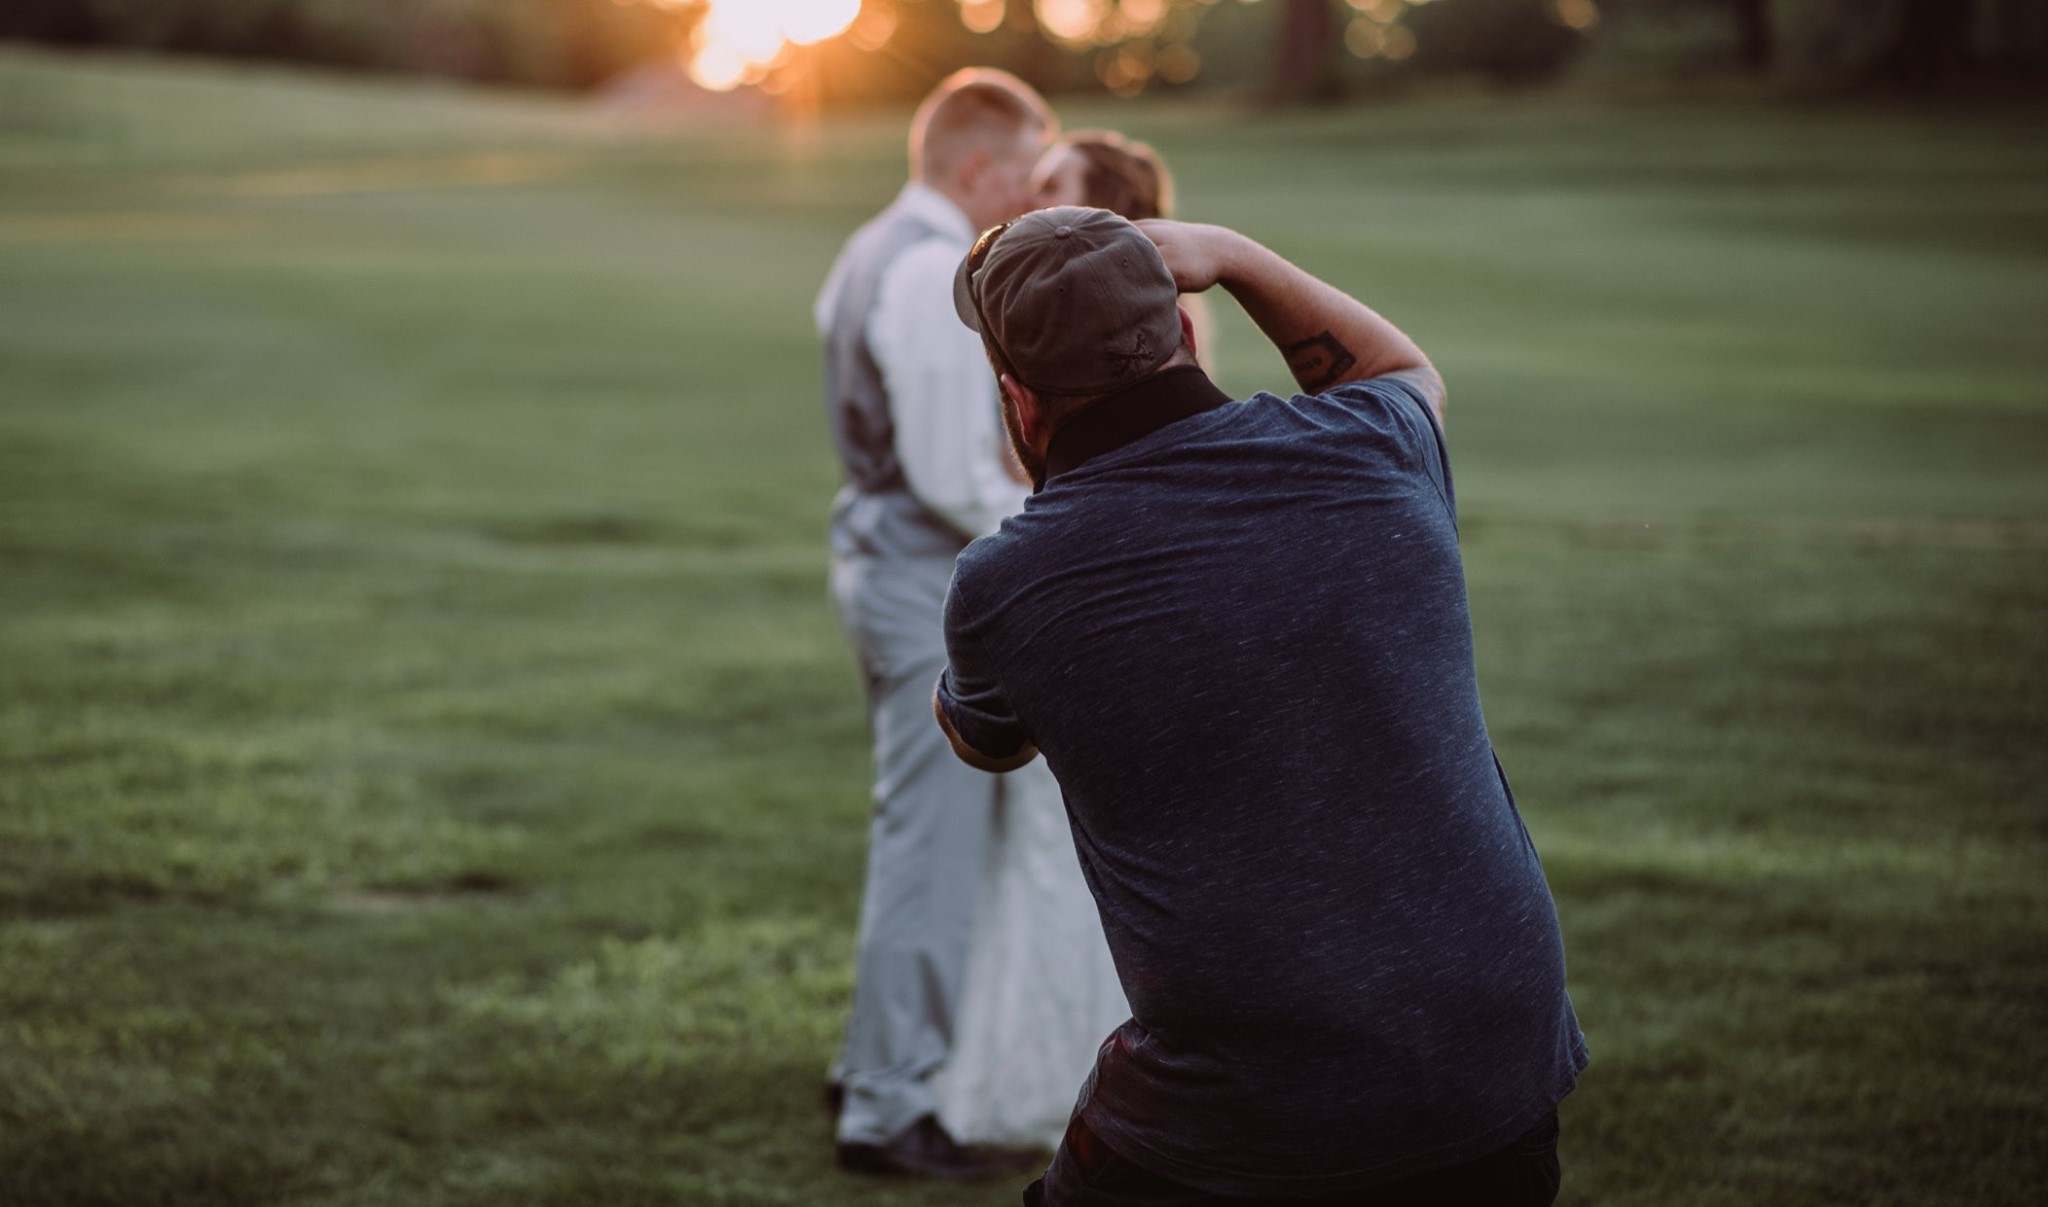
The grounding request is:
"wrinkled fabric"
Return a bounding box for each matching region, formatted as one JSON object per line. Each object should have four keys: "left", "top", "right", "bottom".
{"left": 938, "top": 374, "right": 1587, "bottom": 1196}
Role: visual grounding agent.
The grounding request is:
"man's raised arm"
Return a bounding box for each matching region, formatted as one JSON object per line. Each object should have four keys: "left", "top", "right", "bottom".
{"left": 1137, "top": 220, "right": 1446, "bottom": 427}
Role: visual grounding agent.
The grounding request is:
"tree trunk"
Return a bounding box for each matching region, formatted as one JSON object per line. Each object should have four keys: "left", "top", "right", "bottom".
{"left": 1005, "top": 0, "right": 1061, "bottom": 95}
{"left": 1982, "top": 0, "right": 2048, "bottom": 74}
{"left": 1870, "top": 0, "right": 1976, "bottom": 87}
{"left": 1267, "top": 0, "right": 1339, "bottom": 104}
{"left": 1731, "top": 0, "right": 1773, "bottom": 71}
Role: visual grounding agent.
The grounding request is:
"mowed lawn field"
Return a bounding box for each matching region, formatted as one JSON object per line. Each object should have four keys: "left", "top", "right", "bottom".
{"left": 3, "top": 45, "right": 2045, "bottom": 1207}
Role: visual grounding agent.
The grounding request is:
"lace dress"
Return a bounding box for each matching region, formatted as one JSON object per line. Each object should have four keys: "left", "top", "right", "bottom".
{"left": 931, "top": 758, "right": 1131, "bottom": 1150}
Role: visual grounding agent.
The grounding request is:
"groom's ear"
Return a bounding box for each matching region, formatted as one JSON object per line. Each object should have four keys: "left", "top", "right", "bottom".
{"left": 1178, "top": 305, "right": 1198, "bottom": 361}
{"left": 952, "top": 146, "right": 993, "bottom": 197}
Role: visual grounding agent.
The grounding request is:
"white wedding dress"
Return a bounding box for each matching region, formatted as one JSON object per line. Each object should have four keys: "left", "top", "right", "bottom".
{"left": 932, "top": 758, "right": 1131, "bottom": 1151}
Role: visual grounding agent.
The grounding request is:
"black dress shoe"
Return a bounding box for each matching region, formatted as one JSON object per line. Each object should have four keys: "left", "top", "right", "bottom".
{"left": 836, "top": 1114, "right": 1003, "bottom": 1180}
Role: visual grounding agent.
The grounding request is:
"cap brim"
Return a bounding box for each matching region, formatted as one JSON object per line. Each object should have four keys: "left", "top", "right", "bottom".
{"left": 951, "top": 249, "right": 982, "bottom": 333}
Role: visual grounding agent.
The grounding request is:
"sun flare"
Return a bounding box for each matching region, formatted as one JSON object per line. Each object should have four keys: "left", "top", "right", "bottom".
{"left": 687, "top": 0, "right": 864, "bottom": 91}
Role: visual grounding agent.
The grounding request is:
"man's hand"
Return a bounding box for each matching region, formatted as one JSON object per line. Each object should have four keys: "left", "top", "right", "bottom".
{"left": 1139, "top": 218, "right": 1444, "bottom": 423}
{"left": 1136, "top": 220, "right": 1246, "bottom": 295}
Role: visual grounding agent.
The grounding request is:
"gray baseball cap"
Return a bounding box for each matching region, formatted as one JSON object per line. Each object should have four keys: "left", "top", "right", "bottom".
{"left": 953, "top": 206, "right": 1183, "bottom": 397}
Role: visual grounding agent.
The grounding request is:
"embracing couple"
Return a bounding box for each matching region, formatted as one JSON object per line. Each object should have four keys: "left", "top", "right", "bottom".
{"left": 817, "top": 68, "right": 1587, "bottom": 1205}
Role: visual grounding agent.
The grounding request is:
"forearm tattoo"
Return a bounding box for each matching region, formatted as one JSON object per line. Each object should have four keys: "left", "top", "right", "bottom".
{"left": 1282, "top": 331, "right": 1358, "bottom": 392}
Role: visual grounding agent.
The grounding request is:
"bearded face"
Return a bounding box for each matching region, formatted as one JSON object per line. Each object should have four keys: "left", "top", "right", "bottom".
{"left": 999, "top": 388, "right": 1048, "bottom": 493}
{"left": 984, "top": 337, "right": 1049, "bottom": 493}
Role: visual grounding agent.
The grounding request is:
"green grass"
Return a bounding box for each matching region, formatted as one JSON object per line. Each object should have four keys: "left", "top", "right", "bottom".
{"left": 2, "top": 45, "right": 2045, "bottom": 1206}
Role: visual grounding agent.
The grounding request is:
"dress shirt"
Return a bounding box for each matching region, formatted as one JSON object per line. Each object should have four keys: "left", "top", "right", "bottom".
{"left": 816, "top": 182, "right": 1027, "bottom": 542}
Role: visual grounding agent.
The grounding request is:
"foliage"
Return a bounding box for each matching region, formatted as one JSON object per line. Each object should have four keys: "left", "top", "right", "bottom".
{"left": 1601, "top": 0, "right": 2048, "bottom": 82}
{"left": 1401, "top": 0, "right": 1593, "bottom": 82}
{"left": 0, "top": 0, "right": 696, "bottom": 87}
{"left": 5, "top": 0, "right": 2042, "bottom": 96}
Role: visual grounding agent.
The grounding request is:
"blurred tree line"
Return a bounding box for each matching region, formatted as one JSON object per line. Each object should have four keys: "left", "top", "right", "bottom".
{"left": 1, "top": 0, "right": 2041, "bottom": 98}
{"left": 1048, "top": 0, "right": 2048, "bottom": 98}
{"left": 1596, "top": 0, "right": 2048, "bottom": 85}
{"left": 0, "top": 0, "right": 699, "bottom": 88}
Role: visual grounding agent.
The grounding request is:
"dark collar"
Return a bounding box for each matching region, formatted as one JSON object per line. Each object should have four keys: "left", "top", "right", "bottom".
{"left": 1043, "top": 365, "right": 1233, "bottom": 486}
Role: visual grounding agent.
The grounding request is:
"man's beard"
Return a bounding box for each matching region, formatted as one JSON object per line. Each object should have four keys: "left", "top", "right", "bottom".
{"left": 1001, "top": 397, "right": 1047, "bottom": 492}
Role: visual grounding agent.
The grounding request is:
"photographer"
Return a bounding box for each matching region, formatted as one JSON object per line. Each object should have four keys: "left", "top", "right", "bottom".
{"left": 936, "top": 209, "right": 1589, "bottom": 1205}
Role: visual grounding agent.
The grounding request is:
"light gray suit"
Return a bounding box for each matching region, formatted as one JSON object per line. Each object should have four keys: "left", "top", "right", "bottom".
{"left": 819, "top": 185, "right": 1016, "bottom": 1146}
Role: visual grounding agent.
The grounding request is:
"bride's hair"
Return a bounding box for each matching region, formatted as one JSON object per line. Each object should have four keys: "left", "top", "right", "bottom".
{"left": 1063, "top": 130, "right": 1174, "bottom": 222}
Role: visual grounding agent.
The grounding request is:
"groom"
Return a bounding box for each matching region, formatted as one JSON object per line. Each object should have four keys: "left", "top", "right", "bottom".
{"left": 814, "top": 68, "right": 1059, "bottom": 1180}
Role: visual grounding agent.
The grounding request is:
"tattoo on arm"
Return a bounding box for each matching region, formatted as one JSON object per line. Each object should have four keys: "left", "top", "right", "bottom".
{"left": 1282, "top": 332, "right": 1358, "bottom": 392}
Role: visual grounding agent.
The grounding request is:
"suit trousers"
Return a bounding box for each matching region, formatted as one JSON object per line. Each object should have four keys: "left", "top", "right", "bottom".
{"left": 830, "top": 549, "right": 1003, "bottom": 1145}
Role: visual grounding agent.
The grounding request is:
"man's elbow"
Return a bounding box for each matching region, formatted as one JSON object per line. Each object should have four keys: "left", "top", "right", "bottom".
{"left": 933, "top": 691, "right": 1040, "bottom": 773}
{"left": 950, "top": 733, "right": 1041, "bottom": 774}
{"left": 1377, "top": 363, "right": 1446, "bottom": 428}
{"left": 1416, "top": 365, "right": 1447, "bottom": 428}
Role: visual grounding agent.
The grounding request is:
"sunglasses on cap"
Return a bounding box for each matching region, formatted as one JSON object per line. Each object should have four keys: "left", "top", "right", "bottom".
{"left": 965, "top": 220, "right": 1019, "bottom": 381}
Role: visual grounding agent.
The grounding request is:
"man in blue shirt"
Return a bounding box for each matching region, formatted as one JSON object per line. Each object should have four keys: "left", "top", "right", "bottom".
{"left": 935, "top": 208, "right": 1588, "bottom": 1204}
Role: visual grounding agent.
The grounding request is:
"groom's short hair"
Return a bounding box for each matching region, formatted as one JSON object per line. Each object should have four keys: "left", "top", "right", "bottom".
{"left": 912, "top": 68, "right": 1055, "bottom": 181}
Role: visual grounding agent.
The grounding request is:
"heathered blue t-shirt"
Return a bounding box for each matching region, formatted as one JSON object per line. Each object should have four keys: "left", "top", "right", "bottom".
{"left": 936, "top": 366, "right": 1588, "bottom": 1196}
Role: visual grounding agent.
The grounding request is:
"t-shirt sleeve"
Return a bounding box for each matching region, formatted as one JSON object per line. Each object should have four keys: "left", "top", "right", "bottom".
{"left": 1324, "top": 372, "right": 1456, "bottom": 521}
{"left": 934, "top": 570, "right": 1031, "bottom": 760}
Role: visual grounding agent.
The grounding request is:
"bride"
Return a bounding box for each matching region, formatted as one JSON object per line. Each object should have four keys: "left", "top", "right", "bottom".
{"left": 930, "top": 130, "right": 1207, "bottom": 1152}
{"left": 929, "top": 759, "right": 1128, "bottom": 1150}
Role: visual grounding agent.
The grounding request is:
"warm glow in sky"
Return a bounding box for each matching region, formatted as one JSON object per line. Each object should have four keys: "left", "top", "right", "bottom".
{"left": 673, "top": 0, "right": 1588, "bottom": 100}
{"left": 687, "top": 0, "right": 863, "bottom": 91}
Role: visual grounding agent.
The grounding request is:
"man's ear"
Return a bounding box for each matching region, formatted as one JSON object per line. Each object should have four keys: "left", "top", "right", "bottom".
{"left": 1000, "top": 374, "right": 1047, "bottom": 447}
{"left": 1178, "top": 305, "right": 1198, "bottom": 361}
{"left": 955, "top": 147, "right": 992, "bottom": 196}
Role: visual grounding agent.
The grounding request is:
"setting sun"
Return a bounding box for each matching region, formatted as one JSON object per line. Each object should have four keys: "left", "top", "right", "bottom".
{"left": 687, "top": 0, "right": 864, "bottom": 91}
